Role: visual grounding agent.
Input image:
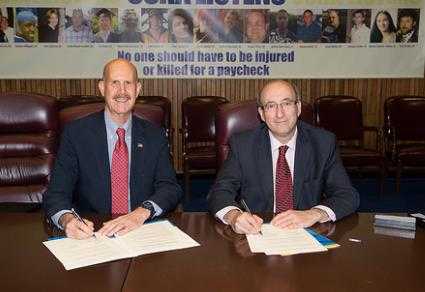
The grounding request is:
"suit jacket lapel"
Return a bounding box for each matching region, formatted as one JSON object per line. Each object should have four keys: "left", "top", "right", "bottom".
{"left": 293, "top": 122, "right": 311, "bottom": 209}
{"left": 130, "top": 116, "right": 147, "bottom": 210}
{"left": 90, "top": 111, "right": 111, "bottom": 213}
{"left": 257, "top": 126, "right": 274, "bottom": 212}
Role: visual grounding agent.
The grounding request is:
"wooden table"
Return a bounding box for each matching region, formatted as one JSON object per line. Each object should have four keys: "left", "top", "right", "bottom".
{"left": 0, "top": 212, "right": 129, "bottom": 292}
{"left": 1, "top": 212, "right": 424, "bottom": 292}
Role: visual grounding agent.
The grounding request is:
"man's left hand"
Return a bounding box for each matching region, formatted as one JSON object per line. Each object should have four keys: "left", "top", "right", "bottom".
{"left": 271, "top": 209, "right": 329, "bottom": 229}
{"left": 98, "top": 207, "right": 151, "bottom": 237}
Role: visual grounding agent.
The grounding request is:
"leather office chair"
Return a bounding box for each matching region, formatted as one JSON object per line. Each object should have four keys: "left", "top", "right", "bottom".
{"left": 215, "top": 100, "right": 261, "bottom": 169}
{"left": 58, "top": 95, "right": 104, "bottom": 109}
{"left": 383, "top": 96, "right": 399, "bottom": 162}
{"left": 137, "top": 96, "right": 173, "bottom": 156}
{"left": 59, "top": 102, "right": 164, "bottom": 130}
{"left": 181, "top": 96, "right": 229, "bottom": 199}
{"left": 315, "top": 95, "right": 386, "bottom": 193}
{"left": 0, "top": 92, "right": 58, "bottom": 204}
{"left": 386, "top": 95, "right": 425, "bottom": 192}
{"left": 59, "top": 95, "right": 172, "bottom": 152}
{"left": 300, "top": 102, "right": 315, "bottom": 125}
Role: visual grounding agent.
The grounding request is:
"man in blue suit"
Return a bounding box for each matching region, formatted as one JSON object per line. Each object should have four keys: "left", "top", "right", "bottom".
{"left": 44, "top": 59, "right": 181, "bottom": 239}
{"left": 208, "top": 81, "right": 359, "bottom": 234}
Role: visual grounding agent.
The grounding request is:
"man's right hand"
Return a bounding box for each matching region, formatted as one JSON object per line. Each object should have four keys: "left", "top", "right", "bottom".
{"left": 224, "top": 209, "right": 263, "bottom": 235}
{"left": 59, "top": 213, "right": 94, "bottom": 239}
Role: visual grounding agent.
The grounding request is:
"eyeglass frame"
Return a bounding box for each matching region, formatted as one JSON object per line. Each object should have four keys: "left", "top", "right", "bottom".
{"left": 260, "top": 99, "right": 300, "bottom": 112}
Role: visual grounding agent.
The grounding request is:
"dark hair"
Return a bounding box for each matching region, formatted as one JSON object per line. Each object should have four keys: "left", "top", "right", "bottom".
{"left": 97, "top": 9, "right": 113, "bottom": 21}
{"left": 168, "top": 9, "right": 193, "bottom": 42}
{"left": 353, "top": 9, "right": 365, "bottom": 18}
{"left": 370, "top": 11, "right": 396, "bottom": 42}
{"left": 303, "top": 10, "right": 313, "bottom": 16}
{"left": 398, "top": 9, "right": 417, "bottom": 23}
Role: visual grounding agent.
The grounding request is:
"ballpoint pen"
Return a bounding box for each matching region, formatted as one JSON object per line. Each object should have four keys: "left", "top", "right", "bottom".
{"left": 71, "top": 208, "right": 89, "bottom": 226}
{"left": 240, "top": 199, "right": 263, "bottom": 235}
{"left": 71, "top": 208, "right": 96, "bottom": 237}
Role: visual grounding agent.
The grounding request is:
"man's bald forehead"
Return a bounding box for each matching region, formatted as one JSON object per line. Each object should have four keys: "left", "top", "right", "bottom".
{"left": 260, "top": 80, "right": 298, "bottom": 101}
{"left": 102, "top": 58, "right": 139, "bottom": 81}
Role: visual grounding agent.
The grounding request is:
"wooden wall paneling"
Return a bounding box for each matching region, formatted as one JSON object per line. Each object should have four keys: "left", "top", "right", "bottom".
{"left": 1, "top": 77, "right": 425, "bottom": 171}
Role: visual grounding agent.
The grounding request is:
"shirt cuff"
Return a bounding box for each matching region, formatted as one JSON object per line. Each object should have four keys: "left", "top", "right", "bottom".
{"left": 215, "top": 206, "right": 241, "bottom": 224}
{"left": 147, "top": 200, "right": 163, "bottom": 218}
{"left": 313, "top": 205, "right": 336, "bottom": 223}
{"left": 51, "top": 209, "right": 72, "bottom": 230}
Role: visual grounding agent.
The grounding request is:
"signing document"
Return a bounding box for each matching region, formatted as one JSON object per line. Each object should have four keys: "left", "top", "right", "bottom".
{"left": 43, "top": 220, "right": 200, "bottom": 270}
{"left": 247, "top": 224, "right": 327, "bottom": 256}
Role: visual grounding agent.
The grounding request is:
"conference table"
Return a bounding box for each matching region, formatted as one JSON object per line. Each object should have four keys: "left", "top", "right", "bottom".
{"left": 1, "top": 212, "right": 424, "bottom": 292}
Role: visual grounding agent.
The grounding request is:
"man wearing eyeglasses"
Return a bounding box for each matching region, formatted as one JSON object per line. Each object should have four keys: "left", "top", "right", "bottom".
{"left": 208, "top": 80, "right": 359, "bottom": 234}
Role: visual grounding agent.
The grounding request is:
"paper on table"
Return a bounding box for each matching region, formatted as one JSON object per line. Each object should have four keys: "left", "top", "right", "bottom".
{"left": 43, "top": 220, "right": 200, "bottom": 270}
{"left": 43, "top": 235, "right": 131, "bottom": 270}
{"left": 118, "top": 220, "right": 200, "bottom": 257}
{"left": 247, "top": 224, "right": 327, "bottom": 256}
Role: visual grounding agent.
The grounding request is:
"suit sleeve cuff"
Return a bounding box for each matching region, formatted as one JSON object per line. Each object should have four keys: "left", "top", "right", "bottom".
{"left": 147, "top": 200, "right": 163, "bottom": 218}
{"left": 215, "top": 206, "right": 242, "bottom": 224}
{"left": 313, "top": 205, "right": 336, "bottom": 222}
{"left": 51, "top": 210, "right": 72, "bottom": 230}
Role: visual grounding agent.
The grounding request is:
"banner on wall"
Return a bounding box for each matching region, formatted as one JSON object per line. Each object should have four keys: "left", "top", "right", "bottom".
{"left": 0, "top": 0, "right": 424, "bottom": 79}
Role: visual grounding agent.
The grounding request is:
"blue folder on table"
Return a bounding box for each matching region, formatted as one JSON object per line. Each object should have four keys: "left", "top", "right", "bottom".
{"left": 306, "top": 229, "right": 340, "bottom": 249}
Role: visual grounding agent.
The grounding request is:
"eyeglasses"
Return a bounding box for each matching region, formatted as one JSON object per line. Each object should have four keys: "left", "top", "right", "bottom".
{"left": 261, "top": 100, "right": 298, "bottom": 112}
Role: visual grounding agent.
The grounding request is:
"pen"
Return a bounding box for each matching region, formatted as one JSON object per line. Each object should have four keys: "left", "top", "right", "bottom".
{"left": 240, "top": 199, "right": 263, "bottom": 235}
{"left": 71, "top": 208, "right": 89, "bottom": 227}
{"left": 71, "top": 208, "right": 95, "bottom": 237}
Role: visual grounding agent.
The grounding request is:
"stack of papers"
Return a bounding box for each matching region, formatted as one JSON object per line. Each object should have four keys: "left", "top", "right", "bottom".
{"left": 374, "top": 215, "right": 416, "bottom": 231}
{"left": 246, "top": 224, "right": 329, "bottom": 256}
{"left": 43, "top": 220, "right": 200, "bottom": 270}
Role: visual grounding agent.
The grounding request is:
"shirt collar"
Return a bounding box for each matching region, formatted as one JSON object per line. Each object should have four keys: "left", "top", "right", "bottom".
{"left": 355, "top": 23, "right": 365, "bottom": 29}
{"left": 269, "top": 127, "right": 298, "bottom": 153}
{"left": 104, "top": 110, "right": 132, "bottom": 137}
{"left": 402, "top": 30, "right": 415, "bottom": 41}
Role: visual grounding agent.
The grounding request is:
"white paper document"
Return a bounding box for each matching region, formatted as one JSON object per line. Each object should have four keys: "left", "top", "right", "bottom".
{"left": 43, "top": 220, "right": 200, "bottom": 270}
{"left": 246, "top": 224, "right": 327, "bottom": 256}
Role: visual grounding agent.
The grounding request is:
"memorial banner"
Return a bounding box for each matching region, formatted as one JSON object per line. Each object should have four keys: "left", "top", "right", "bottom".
{"left": 0, "top": 0, "right": 424, "bottom": 79}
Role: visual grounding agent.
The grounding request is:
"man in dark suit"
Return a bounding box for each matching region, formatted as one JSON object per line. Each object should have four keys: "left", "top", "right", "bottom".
{"left": 208, "top": 81, "right": 359, "bottom": 234}
{"left": 44, "top": 59, "right": 181, "bottom": 239}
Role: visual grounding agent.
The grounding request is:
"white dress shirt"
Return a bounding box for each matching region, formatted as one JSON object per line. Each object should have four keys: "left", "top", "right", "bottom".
{"left": 350, "top": 24, "right": 370, "bottom": 43}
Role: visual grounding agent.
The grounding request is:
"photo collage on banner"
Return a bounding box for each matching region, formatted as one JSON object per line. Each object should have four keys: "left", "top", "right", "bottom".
{"left": 0, "top": 2, "right": 423, "bottom": 79}
{"left": 1, "top": 7, "right": 420, "bottom": 44}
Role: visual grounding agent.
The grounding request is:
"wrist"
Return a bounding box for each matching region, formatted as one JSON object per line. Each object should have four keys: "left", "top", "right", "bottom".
{"left": 224, "top": 209, "right": 242, "bottom": 226}
{"left": 59, "top": 212, "right": 75, "bottom": 229}
{"left": 140, "top": 201, "right": 156, "bottom": 221}
{"left": 310, "top": 208, "right": 328, "bottom": 223}
{"left": 135, "top": 207, "right": 151, "bottom": 223}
